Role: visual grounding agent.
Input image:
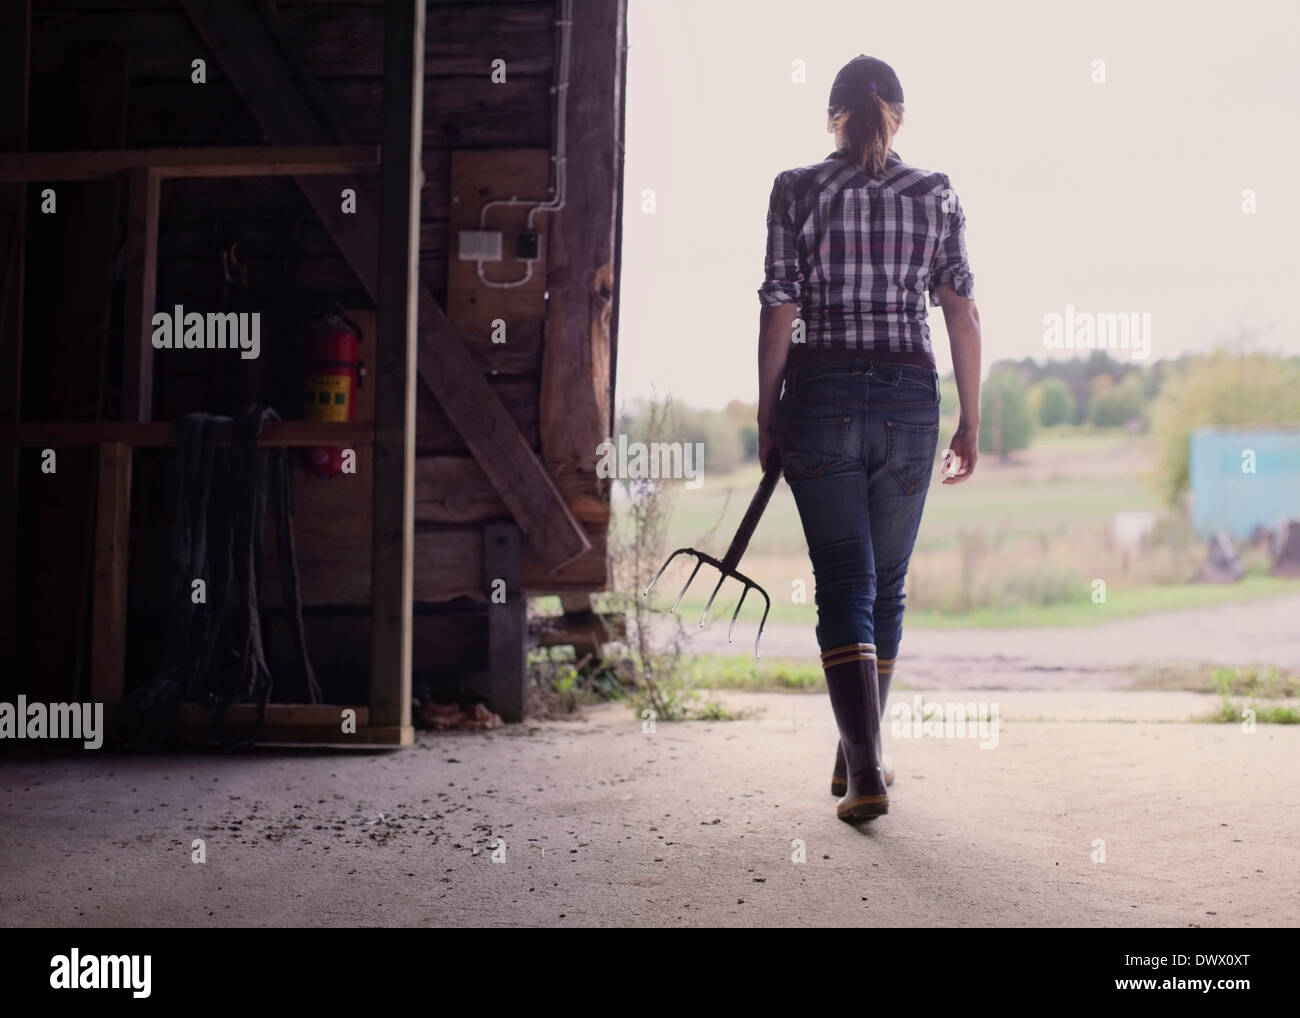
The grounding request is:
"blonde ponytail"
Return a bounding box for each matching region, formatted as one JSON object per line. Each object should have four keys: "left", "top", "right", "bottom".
{"left": 829, "top": 94, "right": 903, "bottom": 178}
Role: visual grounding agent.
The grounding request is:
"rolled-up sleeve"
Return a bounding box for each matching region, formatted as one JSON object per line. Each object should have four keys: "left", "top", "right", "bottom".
{"left": 927, "top": 175, "right": 975, "bottom": 305}
{"left": 758, "top": 171, "right": 803, "bottom": 307}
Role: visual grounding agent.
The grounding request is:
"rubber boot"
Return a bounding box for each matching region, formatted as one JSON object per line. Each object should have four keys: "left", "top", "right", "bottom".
{"left": 821, "top": 643, "right": 888, "bottom": 822}
{"left": 831, "top": 655, "right": 894, "bottom": 795}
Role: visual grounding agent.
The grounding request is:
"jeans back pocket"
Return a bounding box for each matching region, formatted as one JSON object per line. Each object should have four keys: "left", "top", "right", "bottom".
{"left": 780, "top": 412, "right": 851, "bottom": 481}
{"left": 885, "top": 419, "right": 940, "bottom": 494}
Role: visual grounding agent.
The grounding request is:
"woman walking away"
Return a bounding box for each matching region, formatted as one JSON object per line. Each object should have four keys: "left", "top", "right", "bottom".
{"left": 755, "top": 55, "right": 982, "bottom": 824}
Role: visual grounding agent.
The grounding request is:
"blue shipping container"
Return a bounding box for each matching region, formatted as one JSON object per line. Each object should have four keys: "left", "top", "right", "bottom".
{"left": 1188, "top": 427, "right": 1300, "bottom": 539}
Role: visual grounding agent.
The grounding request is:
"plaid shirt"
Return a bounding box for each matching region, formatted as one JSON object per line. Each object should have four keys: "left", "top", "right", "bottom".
{"left": 759, "top": 148, "right": 974, "bottom": 367}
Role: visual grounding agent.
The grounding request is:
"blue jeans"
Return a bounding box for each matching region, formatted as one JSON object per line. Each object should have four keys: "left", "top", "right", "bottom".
{"left": 777, "top": 359, "right": 941, "bottom": 659}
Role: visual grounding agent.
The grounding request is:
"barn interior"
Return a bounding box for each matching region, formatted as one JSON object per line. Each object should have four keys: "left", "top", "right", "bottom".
{"left": 0, "top": 0, "right": 634, "bottom": 925}
{"left": 1, "top": 0, "right": 625, "bottom": 747}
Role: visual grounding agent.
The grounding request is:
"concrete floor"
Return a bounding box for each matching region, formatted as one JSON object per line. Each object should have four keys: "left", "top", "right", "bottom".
{"left": 2, "top": 689, "right": 1297, "bottom": 927}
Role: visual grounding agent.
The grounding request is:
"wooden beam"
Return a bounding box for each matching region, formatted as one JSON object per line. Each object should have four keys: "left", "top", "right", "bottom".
{"left": 89, "top": 442, "right": 130, "bottom": 703}
{"left": 608, "top": 0, "right": 629, "bottom": 439}
{"left": 178, "top": 0, "right": 591, "bottom": 573}
{"left": 415, "top": 325, "right": 591, "bottom": 569}
{"left": 0, "top": 0, "right": 28, "bottom": 698}
{"left": 538, "top": 0, "right": 626, "bottom": 583}
{"left": 533, "top": 607, "right": 624, "bottom": 652}
{"left": 415, "top": 454, "right": 609, "bottom": 527}
{"left": 29, "top": 4, "right": 556, "bottom": 80}
{"left": 414, "top": 376, "right": 540, "bottom": 454}
{"left": 121, "top": 167, "right": 158, "bottom": 421}
{"left": 173, "top": 704, "right": 410, "bottom": 747}
{"left": 107, "top": 74, "right": 549, "bottom": 150}
{"left": 179, "top": 703, "right": 370, "bottom": 727}
{"left": 105, "top": 702, "right": 377, "bottom": 731}
{"left": 257, "top": 525, "right": 611, "bottom": 606}
{"left": 133, "top": 514, "right": 608, "bottom": 610}
{"left": 0, "top": 419, "right": 372, "bottom": 447}
{"left": 484, "top": 521, "right": 526, "bottom": 723}
{"left": 368, "top": 0, "right": 424, "bottom": 732}
{"left": 0, "top": 145, "right": 380, "bottom": 182}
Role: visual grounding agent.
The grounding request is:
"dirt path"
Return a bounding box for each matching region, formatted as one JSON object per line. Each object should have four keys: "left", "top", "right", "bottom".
{"left": 663, "top": 594, "right": 1300, "bottom": 690}
{"left": 2, "top": 689, "right": 1296, "bottom": 928}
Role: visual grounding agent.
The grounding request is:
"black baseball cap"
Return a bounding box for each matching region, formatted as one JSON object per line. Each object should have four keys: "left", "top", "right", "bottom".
{"left": 828, "top": 55, "right": 904, "bottom": 110}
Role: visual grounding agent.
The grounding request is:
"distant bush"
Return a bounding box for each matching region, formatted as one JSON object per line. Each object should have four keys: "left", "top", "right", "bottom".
{"left": 978, "top": 368, "right": 1034, "bottom": 457}
{"left": 1030, "top": 376, "right": 1077, "bottom": 427}
{"left": 620, "top": 399, "right": 752, "bottom": 474}
{"left": 1091, "top": 373, "right": 1144, "bottom": 426}
{"left": 989, "top": 351, "right": 1174, "bottom": 425}
{"left": 1151, "top": 352, "right": 1300, "bottom": 503}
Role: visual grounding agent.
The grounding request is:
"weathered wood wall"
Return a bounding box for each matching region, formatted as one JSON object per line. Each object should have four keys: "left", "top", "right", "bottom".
{"left": 22, "top": 0, "right": 617, "bottom": 706}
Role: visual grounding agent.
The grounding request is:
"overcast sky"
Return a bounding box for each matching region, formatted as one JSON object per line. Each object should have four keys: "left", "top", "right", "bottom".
{"left": 615, "top": 0, "right": 1300, "bottom": 410}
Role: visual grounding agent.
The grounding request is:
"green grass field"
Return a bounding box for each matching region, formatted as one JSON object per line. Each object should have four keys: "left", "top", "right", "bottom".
{"left": 656, "top": 429, "right": 1162, "bottom": 555}
{"left": 606, "top": 572, "right": 1300, "bottom": 631}
{"left": 901, "top": 574, "right": 1300, "bottom": 628}
{"left": 599, "top": 429, "right": 1300, "bottom": 630}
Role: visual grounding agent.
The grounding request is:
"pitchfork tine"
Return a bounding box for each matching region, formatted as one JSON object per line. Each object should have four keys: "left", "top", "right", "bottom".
{"left": 699, "top": 572, "right": 727, "bottom": 628}
{"left": 643, "top": 547, "right": 689, "bottom": 598}
{"left": 643, "top": 461, "right": 782, "bottom": 657}
{"left": 754, "top": 589, "right": 772, "bottom": 658}
{"left": 727, "top": 584, "right": 752, "bottom": 643}
{"left": 670, "top": 556, "right": 704, "bottom": 613}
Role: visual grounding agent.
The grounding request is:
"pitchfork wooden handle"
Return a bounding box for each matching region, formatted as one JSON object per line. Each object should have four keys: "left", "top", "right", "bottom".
{"left": 720, "top": 458, "right": 782, "bottom": 572}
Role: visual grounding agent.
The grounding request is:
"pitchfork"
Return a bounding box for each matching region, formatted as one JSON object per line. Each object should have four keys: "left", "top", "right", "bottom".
{"left": 642, "top": 458, "right": 782, "bottom": 658}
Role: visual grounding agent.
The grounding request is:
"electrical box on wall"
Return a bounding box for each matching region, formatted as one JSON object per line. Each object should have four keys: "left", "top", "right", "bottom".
{"left": 457, "top": 229, "right": 503, "bottom": 261}
{"left": 457, "top": 229, "right": 542, "bottom": 263}
{"left": 515, "top": 230, "right": 541, "bottom": 261}
{"left": 447, "top": 150, "right": 551, "bottom": 355}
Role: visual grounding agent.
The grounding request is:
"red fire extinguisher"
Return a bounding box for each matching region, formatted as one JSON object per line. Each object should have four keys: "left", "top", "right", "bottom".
{"left": 302, "top": 306, "right": 364, "bottom": 477}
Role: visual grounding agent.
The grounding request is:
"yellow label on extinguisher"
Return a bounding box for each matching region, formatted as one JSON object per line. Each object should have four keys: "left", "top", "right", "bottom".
{"left": 304, "top": 373, "right": 352, "bottom": 423}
